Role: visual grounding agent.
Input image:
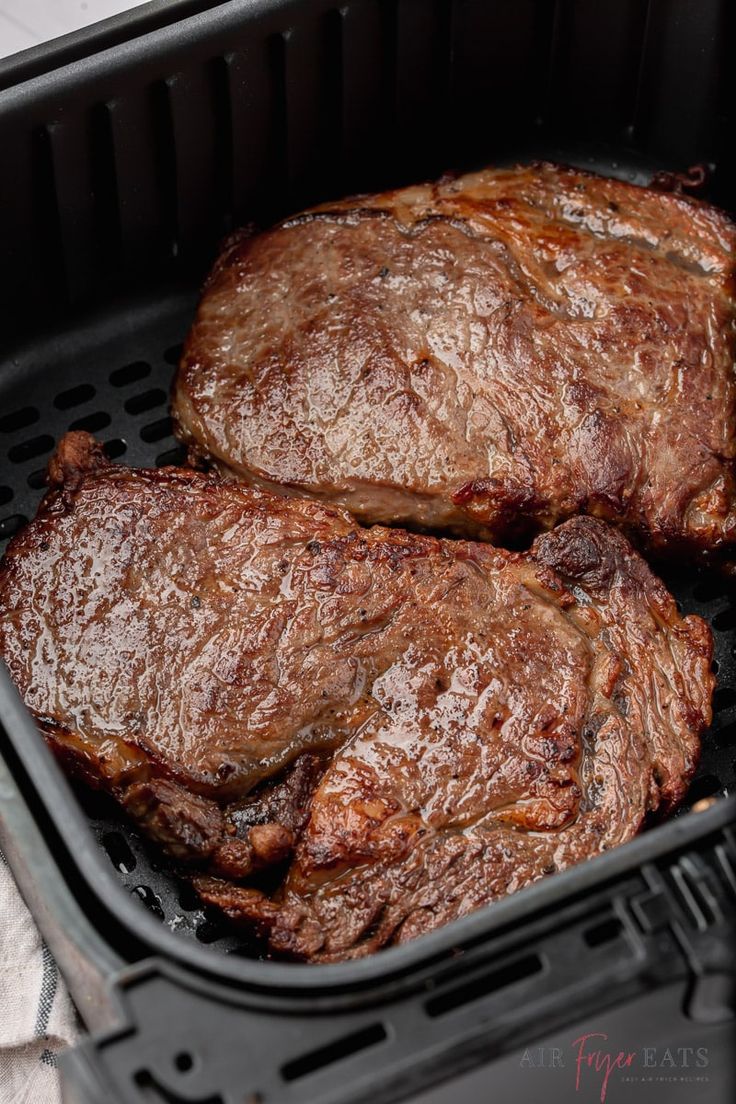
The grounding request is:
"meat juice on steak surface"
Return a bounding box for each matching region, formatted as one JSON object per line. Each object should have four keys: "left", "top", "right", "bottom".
{"left": 0, "top": 434, "right": 713, "bottom": 959}
{"left": 174, "top": 162, "right": 736, "bottom": 563}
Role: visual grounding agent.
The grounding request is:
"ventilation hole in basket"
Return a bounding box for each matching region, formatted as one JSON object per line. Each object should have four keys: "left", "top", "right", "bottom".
{"left": 70, "top": 411, "right": 112, "bottom": 434}
{"left": 195, "top": 917, "right": 228, "bottom": 944}
{"left": 174, "top": 1052, "right": 194, "bottom": 1073}
{"left": 0, "top": 514, "right": 27, "bottom": 539}
{"left": 72, "top": 783, "right": 119, "bottom": 820}
{"left": 0, "top": 486, "right": 12, "bottom": 507}
{"left": 687, "top": 774, "right": 721, "bottom": 804}
{"left": 156, "top": 444, "right": 187, "bottom": 467}
{"left": 713, "top": 687, "right": 736, "bottom": 714}
{"left": 0, "top": 406, "right": 39, "bottom": 434}
{"left": 583, "top": 916, "right": 623, "bottom": 947}
{"left": 226, "top": 942, "right": 262, "bottom": 958}
{"left": 27, "top": 469, "right": 47, "bottom": 490}
{"left": 713, "top": 607, "right": 736, "bottom": 632}
{"left": 54, "top": 384, "right": 95, "bottom": 410}
{"left": 140, "top": 417, "right": 173, "bottom": 443}
{"left": 8, "top": 434, "right": 54, "bottom": 463}
{"left": 102, "top": 831, "right": 137, "bottom": 875}
{"left": 131, "top": 884, "right": 165, "bottom": 920}
{"left": 164, "top": 344, "right": 183, "bottom": 366}
{"left": 178, "top": 883, "right": 201, "bottom": 912}
{"left": 281, "top": 1024, "right": 388, "bottom": 1083}
{"left": 125, "top": 388, "right": 168, "bottom": 416}
{"left": 209, "top": 53, "right": 235, "bottom": 229}
{"left": 715, "top": 723, "right": 736, "bottom": 749}
{"left": 692, "top": 577, "right": 726, "bottom": 604}
{"left": 110, "top": 361, "right": 151, "bottom": 387}
{"left": 425, "top": 953, "right": 544, "bottom": 1017}
{"left": 103, "top": 438, "right": 127, "bottom": 459}
{"left": 712, "top": 659, "right": 720, "bottom": 675}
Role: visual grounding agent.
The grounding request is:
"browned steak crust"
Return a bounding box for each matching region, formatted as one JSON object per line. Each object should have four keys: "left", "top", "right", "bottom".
{"left": 174, "top": 162, "right": 736, "bottom": 561}
{"left": 0, "top": 434, "right": 713, "bottom": 959}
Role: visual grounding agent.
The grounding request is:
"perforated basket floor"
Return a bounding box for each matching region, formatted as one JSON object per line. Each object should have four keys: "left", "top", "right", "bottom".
{"left": 1, "top": 275, "right": 735, "bottom": 958}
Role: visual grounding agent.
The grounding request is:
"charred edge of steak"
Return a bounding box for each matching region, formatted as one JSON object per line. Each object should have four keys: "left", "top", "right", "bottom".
{"left": 40, "top": 689, "right": 328, "bottom": 886}
{"left": 123, "top": 755, "right": 328, "bottom": 881}
{"left": 46, "top": 430, "right": 110, "bottom": 493}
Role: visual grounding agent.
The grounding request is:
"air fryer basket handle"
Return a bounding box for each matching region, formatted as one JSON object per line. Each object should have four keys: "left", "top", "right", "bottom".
{"left": 58, "top": 839, "right": 736, "bottom": 1104}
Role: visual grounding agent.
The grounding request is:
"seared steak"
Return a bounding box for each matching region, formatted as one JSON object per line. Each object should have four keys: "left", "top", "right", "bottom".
{"left": 0, "top": 434, "right": 712, "bottom": 959}
{"left": 174, "top": 162, "right": 736, "bottom": 562}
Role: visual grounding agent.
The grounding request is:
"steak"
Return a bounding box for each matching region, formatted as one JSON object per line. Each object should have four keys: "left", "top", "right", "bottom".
{"left": 0, "top": 433, "right": 713, "bottom": 959}
{"left": 174, "top": 161, "right": 736, "bottom": 563}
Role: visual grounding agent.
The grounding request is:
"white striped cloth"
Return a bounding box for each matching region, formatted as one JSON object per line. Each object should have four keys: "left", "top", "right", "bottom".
{"left": 0, "top": 850, "right": 79, "bottom": 1104}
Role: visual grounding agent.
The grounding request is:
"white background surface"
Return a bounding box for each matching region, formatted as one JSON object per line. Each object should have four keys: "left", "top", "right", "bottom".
{"left": 0, "top": 0, "right": 150, "bottom": 59}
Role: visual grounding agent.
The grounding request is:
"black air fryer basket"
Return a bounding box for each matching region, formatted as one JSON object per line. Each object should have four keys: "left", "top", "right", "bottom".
{"left": 0, "top": 2, "right": 735, "bottom": 1102}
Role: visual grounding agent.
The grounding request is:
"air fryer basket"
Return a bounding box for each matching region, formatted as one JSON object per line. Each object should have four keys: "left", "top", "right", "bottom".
{"left": 1, "top": 1, "right": 735, "bottom": 1102}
